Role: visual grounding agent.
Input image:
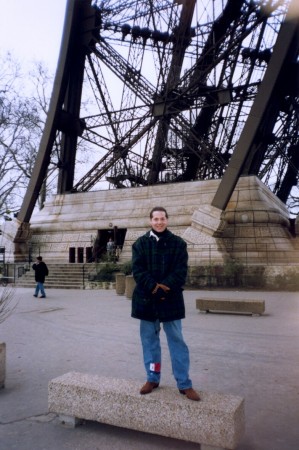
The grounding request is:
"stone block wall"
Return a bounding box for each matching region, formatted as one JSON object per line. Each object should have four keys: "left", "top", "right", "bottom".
{"left": 3, "top": 176, "right": 299, "bottom": 275}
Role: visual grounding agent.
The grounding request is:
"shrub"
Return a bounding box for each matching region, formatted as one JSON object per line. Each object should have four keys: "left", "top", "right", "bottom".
{"left": 274, "top": 270, "right": 299, "bottom": 291}
{"left": 96, "top": 262, "right": 119, "bottom": 282}
{"left": 121, "top": 260, "right": 133, "bottom": 275}
{"left": 223, "top": 258, "right": 244, "bottom": 287}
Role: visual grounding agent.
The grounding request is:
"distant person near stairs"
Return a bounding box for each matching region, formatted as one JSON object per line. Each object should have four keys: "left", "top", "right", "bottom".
{"left": 32, "top": 256, "right": 49, "bottom": 298}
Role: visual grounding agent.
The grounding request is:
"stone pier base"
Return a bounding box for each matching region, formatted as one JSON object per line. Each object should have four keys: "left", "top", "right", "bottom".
{"left": 3, "top": 176, "right": 299, "bottom": 284}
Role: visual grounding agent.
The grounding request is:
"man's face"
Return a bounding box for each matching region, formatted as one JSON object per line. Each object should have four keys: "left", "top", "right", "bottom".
{"left": 150, "top": 210, "right": 168, "bottom": 233}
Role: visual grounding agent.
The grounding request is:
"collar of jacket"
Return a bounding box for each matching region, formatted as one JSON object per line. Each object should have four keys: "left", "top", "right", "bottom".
{"left": 147, "top": 229, "right": 171, "bottom": 241}
{"left": 149, "top": 230, "right": 159, "bottom": 241}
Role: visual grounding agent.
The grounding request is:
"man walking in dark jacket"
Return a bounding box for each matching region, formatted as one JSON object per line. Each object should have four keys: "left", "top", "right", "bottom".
{"left": 131, "top": 206, "right": 200, "bottom": 401}
{"left": 32, "top": 256, "right": 49, "bottom": 298}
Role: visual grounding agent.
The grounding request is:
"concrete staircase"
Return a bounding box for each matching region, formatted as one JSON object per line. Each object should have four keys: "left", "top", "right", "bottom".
{"left": 16, "top": 264, "right": 96, "bottom": 289}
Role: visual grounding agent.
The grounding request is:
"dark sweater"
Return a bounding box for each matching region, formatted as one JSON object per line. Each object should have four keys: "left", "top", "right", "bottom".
{"left": 32, "top": 261, "right": 49, "bottom": 283}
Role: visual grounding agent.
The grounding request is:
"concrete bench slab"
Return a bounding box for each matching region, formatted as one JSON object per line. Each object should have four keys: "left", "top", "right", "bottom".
{"left": 196, "top": 298, "right": 265, "bottom": 316}
{"left": 48, "top": 371, "right": 245, "bottom": 450}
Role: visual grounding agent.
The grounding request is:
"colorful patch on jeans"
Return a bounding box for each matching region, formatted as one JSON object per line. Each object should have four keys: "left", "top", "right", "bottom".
{"left": 149, "top": 362, "right": 161, "bottom": 373}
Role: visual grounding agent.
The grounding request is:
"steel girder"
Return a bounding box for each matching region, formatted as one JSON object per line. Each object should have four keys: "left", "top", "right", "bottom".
{"left": 14, "top": 0, "right": 299, "bottom": 257}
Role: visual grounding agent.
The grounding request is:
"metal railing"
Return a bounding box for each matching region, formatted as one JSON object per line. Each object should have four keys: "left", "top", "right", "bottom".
{"left": 0, "top": 263, "right": 30, "bottom": 285}
{"left": 187, "top": 242, "right": 299, "bottom": 266}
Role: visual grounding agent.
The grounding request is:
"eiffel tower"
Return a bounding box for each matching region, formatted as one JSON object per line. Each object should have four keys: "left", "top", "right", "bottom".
{"left": 14, "top": 0, "right": 299, "bottom": 260}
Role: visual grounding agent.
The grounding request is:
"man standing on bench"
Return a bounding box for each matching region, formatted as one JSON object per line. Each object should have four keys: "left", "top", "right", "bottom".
{"left": 131, "top": 206, "right": 200, "bottom": 401}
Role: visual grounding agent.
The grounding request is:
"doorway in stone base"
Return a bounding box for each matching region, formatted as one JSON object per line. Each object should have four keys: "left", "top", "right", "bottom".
{"left": 92, "top": 227, "right": 127, "bottom": 262}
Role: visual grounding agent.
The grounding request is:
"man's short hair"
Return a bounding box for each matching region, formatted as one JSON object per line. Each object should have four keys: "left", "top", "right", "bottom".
{"left": 37, "top": 256, "right": 43, "bottom": 261}
{"left": 149, "top": 207, "right": 168, "bottom": 219}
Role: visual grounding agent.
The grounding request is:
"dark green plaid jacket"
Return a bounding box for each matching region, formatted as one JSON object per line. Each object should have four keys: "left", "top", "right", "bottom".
{"left": 131, "top": 229, "right": 188, "bottom": 322}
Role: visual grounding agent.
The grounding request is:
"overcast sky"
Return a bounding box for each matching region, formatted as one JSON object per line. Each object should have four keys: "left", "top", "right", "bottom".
{"left": 0, "top": 0, "right": 68, "bottom": 73}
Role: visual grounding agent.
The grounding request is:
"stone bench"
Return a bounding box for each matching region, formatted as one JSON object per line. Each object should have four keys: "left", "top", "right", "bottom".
{"left": 48, "top": 372, "right": 245, "bottom": 450}
{"left": 196, "top": 298, "right": 265, "bottom": 316}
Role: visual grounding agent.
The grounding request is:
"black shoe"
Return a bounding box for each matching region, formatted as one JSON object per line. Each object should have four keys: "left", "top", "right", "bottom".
{"left": 40, "top": 295, "right": 46, "bottom": 298}
{"left": 33, "top": 295, "right": 37, "bottom": 297}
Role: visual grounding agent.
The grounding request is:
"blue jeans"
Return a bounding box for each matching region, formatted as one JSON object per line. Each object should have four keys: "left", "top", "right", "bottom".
{"left": 35, "top": 282, "right": 46, "bottom": 297}
{"left": 140, "top": 319, "right": 192, "bottom": 390}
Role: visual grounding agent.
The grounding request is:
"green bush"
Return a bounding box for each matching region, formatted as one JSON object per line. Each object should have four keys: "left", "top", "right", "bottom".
{"left": 96, "top": 262, "right": 119, "bottom": 282}
{"left": 121, "top": 260, "right": 133, "bottom": 275}
{"left": 274, "top": 270, "right": 299, "bottom": 291}
{"left": 222, "top": 258, "right": 244, "bottom": 287}
{"left": 187, "top": 261, "right": 267, "bottom": 289}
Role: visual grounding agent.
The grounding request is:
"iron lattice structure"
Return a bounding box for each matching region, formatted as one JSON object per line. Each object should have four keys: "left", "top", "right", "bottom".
{"left": 17, "top": 0, "right": 299, "bottom": 227}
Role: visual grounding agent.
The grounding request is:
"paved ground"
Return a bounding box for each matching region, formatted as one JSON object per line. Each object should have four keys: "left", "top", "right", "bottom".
{"left": 0, "top": 286, "right": 298, "bottom": 450}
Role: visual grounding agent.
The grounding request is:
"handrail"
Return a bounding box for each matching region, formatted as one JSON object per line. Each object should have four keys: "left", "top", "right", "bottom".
{"left": 82, "top": 257, "right": 95, "bottom": 290}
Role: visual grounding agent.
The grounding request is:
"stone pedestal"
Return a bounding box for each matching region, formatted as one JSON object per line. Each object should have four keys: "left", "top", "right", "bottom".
{"left": 7, "top": 176, "right": 299, "bottom": 279}
{"left": 115, "top": 273, "right": 126, "bottom": 295}
{"left": 0, "top": 342, "right": 6, "bottom": 389}
{"left": 125, "top": 275, "right": 136, "bottom": 299}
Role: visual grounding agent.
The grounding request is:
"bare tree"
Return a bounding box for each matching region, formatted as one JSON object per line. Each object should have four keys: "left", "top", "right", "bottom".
{"left": 0, "top": 286, "right": 17, "bottom": 325}
{"left": 0, "top": 53, "right": 97, "bottom": 217}
{"left": 0, "top": 53, "right": 51, "bottom": 217}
